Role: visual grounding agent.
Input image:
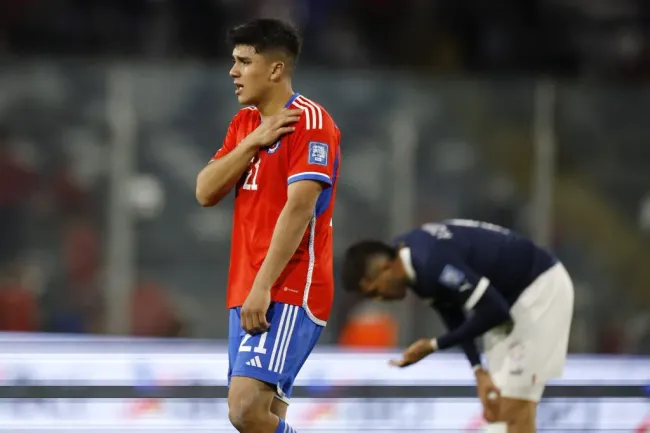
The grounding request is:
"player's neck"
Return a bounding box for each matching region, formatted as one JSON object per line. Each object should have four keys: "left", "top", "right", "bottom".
{"left": 257, "top": 85, "right": 295, "bottom": 119}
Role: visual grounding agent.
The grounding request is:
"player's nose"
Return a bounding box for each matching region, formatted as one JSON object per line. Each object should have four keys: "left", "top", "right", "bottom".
{"left": 229, "top": 65, "right": 240, "bottom": 78}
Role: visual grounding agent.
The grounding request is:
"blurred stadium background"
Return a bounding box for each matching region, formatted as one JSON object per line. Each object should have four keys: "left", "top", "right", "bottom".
{"left": 0, "top": 0, "right": 650, "bottom": 431}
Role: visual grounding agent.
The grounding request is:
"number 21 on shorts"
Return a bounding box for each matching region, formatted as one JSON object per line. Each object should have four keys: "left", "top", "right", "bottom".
{"left": 239, "top": 332, "right": 268, "bottom": 354}
{"left": 243, "top": 159, "right": 261, "bottom": 190}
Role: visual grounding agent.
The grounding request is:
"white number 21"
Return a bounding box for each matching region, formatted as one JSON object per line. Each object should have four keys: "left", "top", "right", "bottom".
{"left": 243, "top": 159, "right": 261, "bottom": 190}
{"left": 239, "top": 332, "right": 268, "bottom": 354}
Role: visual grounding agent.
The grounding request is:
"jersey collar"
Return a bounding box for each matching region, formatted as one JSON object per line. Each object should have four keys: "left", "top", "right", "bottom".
{"left": 285, "top": 93, "right": 300, "bottom": 108}
{"left": 398, "top": 247, "right": 417, "bottom": 284}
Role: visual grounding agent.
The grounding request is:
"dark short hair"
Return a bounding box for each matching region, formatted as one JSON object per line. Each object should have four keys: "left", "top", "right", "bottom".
{"left": 227, "top": 18, "right": 301, "bottom": 62}
{"left": 341, "top": 240, "right": 397, "bottom": 293}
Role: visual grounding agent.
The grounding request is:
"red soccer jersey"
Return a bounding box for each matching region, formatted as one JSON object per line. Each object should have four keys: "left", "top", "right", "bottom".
{"left": 211, "top": 94, "right": 341, "bottom": 324}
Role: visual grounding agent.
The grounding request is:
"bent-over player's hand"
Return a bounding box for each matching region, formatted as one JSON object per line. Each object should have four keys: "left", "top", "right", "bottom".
{"left": 389, "top": 338, "right": 436, "bottom": 368}
{"left": 240, "top": 287, "right": 271, "bottom": 334}
{"left": 245, "top": 109, "right": 303, "bottom": 149}
{"left": 475, "top": 368, "right": 501, "bottom": 422}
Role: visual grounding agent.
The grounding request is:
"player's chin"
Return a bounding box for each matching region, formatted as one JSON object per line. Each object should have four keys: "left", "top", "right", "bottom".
{"left": 236, "top": 93, "right": 255, "bottom": 106}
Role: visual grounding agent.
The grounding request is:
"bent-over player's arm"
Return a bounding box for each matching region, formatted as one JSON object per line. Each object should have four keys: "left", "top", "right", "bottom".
{"left": 436, "top": 305, "right": 483, "bottom": 369}
{"left": 429, "top": 255, "right": 512, "bottom": 351}
{"left": 196, "top": 113, "right": 257, "bottom": 206}
{"left": 252, "top": 117, "right": 338, "bottom": 291}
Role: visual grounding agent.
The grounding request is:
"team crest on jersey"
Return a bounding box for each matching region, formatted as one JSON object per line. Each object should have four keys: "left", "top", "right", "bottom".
{"left": 308, "top": 142, "right": 328, "bottom": 166}
{"left": 439, "top": 264, "right": 465, "bottom": 288}
{"left": 267, "top": 140, "right": 281, "bottom": 154}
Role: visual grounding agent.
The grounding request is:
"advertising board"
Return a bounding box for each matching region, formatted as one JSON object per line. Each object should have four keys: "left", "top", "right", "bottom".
{"left": 0, "top": 333, "right": 647, "bottom": 431}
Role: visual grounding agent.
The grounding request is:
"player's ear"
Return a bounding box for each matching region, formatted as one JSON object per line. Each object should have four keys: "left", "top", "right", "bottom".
{"left": 269, "top": 61, "right": 285, "bottom": 81}
{"left": 358, "top": 277, "right": 373, "bottom": 296}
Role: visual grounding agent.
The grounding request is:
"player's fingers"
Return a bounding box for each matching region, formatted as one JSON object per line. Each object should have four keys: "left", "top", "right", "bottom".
{"left": 388, "top": 359, "right": 408, "bottom": 368}
{"left": 257, "top": 311, "right": 269, "bottom": 331}
{"left": 241, "top": 312, "right": 252, "bottom": 333}
{"left": 483, "top": 408, "right": 498, "bottom": 423}
{"left": 276, "top": 127, "right": 296, "bottom": 136}
{"left": 248, "top": 313, "right": 262, "bottom": 334}
{"left": 283, "top": 109, "right": 303, "bottom": 117}
{"left": 276, "top": 116, "right": 301, "bottom": 126}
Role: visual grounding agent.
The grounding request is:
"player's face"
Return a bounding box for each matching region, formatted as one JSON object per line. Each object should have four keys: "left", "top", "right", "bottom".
{"left": 230, "top": 45, "right": 275, "bottom": 106}
{"left": 360, "top": 257, "right": 408, "bottom": 301}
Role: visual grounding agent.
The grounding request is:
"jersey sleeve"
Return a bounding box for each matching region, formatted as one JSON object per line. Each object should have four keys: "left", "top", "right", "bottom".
{"left": 425, "top": 244, "right": 489, "bottom": 311}
{"left": 210, "top": 112, "right": 240, "bottom": 162}
{"left": 428, "top": 244, "right": 512, "bottom": 351}
{"left": 436, "top": 305, "right": 483, "bottom": 368}
{"left": 287, "top": 117, "right": 339, "bottom": 187}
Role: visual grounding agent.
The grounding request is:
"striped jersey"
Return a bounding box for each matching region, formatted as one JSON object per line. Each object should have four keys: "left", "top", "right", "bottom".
{"left": 211, "top": 93, "right": 341, "bottom": 325}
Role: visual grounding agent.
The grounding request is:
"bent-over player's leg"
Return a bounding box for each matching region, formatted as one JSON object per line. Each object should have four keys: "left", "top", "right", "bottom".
{"left": 486, "top": 263, "right": 574, "bottom": 433}
{"left": 486, "top": 383, "right": 544, "bottom": 433}
{"left": 227, "top": 302, "right": 323, "bottom": 433}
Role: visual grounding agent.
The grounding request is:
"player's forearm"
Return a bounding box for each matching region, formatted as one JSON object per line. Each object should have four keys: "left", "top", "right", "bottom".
{"left": 253, "top": 202, "right": 314, "bottom": 290}
{"left": 195, "top": 140, "right": 258, "bottom": 206}
{"left": 438, "top": 308, "right": 483, "bottom": 368}
{"left": 436, "top": 293, "right": 511, "bottom": 350}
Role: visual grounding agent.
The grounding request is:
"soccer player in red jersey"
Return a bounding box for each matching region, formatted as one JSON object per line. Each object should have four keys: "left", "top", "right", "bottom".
{"left": 195, "top": 19, "right": 341, "bottom": 433}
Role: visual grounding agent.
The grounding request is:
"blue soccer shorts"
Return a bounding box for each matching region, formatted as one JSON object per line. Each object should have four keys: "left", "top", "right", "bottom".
{"left": 228, "top": 302, "right": 323, "bottom": 404}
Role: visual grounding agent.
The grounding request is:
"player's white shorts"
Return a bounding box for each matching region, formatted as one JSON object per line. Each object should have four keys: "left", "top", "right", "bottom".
{"left": 483, "top": 262, "right": 574, "bottom": 402}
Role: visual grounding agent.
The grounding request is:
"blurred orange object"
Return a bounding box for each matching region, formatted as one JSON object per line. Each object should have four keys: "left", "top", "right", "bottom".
{"left": 338, "top": 306, "right": 398, "bottom": 348}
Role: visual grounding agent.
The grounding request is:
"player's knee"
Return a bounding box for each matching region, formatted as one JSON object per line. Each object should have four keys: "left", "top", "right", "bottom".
{"left": 228, "top": 377, "right": 274, "bottom": 432}
{"left": 228, "top": 397, "right": 267, "bottom": 432}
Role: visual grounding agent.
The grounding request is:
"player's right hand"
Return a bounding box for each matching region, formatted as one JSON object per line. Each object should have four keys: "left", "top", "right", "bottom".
{"left": 240, "top": 287, "right": 271, "bottom": 334}
{"left": 246, "top": 109, "right": 302, "bottom": 148}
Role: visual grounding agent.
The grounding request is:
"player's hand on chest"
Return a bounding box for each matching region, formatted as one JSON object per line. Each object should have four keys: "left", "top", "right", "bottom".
{"left": 243, "top": 109, "right": 302, "bottom": 149}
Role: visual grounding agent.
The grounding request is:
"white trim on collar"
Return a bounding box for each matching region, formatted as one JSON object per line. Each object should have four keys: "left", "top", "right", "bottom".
{"left": 399, "top": 247, "right": 417, "bottom": 283}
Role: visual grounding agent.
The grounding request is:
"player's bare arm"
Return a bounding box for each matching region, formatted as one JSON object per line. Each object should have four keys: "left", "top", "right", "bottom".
{"left": 195, "top": 109, "right": 302, "bottom": 206}
{"left": 240, "top": 179, "right": 323, "bottom": 334}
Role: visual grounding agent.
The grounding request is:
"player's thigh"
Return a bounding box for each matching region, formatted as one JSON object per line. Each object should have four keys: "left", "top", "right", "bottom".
{"left": 230, "top": 302, "right": 323, "bottom": 404}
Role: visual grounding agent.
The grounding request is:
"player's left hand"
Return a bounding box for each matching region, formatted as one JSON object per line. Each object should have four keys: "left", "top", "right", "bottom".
{"left": 389, "top": 338, "right": 436, "bottom": 368}
{"left": 475, "top": 368, "right": 501, "bottom": 422}
{"left": 241, "top": 287, "right": 271, "bottom": 334}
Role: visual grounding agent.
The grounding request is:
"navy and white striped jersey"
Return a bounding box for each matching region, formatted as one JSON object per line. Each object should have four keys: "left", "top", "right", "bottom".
{"left": 393, "top": 219, "right": 557, "bottom": 311}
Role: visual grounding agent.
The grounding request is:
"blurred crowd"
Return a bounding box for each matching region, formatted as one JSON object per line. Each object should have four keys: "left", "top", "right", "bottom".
{"left": 1, "top": 0, "right": 650, "bottom": 78}
{"left": 0, "top": 127, "right": 187, "bottom": 337}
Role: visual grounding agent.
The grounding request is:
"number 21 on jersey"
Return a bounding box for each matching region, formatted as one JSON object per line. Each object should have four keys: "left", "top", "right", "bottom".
{"left": 243, "top": 158, "right": 260, "bottom": 191}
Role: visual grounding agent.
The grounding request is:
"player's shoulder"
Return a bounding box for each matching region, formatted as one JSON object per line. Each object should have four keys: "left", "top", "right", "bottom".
{"left": 392, "top": 228, "right": 438, "bottom": 260}
{"left": 400, "top": 225, "right": 453, "bottom": 247}
{"left": 229, "top": 106, "right": 259, "bottom": 125}
{"left": 288, "top": 94, "right": 337, "bottom": 133}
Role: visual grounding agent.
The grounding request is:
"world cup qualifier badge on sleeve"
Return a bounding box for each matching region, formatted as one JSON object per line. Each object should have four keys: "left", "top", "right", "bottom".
{"left": 308, "top": 142, "right": 328, "bottom": 166}
{"left": 439, "top": 265, "right": 465, "bottom": 288}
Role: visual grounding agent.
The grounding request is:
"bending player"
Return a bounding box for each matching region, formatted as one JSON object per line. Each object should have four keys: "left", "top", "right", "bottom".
{"left": 196, "top": 19, "right": 341, "bottom": 433}
{"left": 342, "top": 219, "right": 574, "bottom": 433}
